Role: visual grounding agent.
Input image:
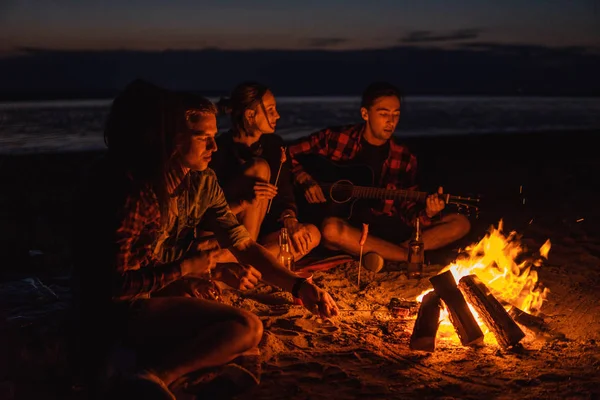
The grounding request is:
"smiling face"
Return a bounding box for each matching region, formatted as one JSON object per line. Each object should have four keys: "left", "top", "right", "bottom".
{"left": 360, "top": 95, "right": 401, "bottom": 145}
{"left": 245, "top": 90, "right": 281, "bottom": 134}
{"left": 177, "top": 111, "right": 218, "bottom": 171}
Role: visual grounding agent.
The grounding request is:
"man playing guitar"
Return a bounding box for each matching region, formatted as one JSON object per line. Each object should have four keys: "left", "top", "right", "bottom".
{"left": 288, "top": 82, "right": 471, "bottom": 263}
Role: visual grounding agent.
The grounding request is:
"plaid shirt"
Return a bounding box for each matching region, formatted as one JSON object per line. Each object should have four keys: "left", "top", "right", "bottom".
{"left": 113, "top": 169, "right": 250, "bottom": 301}
{"left": 288, "top": 123, "right": 431, "bottom": 227}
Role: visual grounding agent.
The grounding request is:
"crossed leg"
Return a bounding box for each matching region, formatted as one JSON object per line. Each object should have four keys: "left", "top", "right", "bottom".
{"left": 215, "top": 157, "right": 320, "bottom": 263}
{"left": 320, "top": 213, "right": 471, "bottom": 262}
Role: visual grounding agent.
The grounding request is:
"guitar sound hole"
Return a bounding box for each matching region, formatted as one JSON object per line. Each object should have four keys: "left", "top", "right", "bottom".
{"left": 329, "top": 180, "right": 354, "bottom": 203}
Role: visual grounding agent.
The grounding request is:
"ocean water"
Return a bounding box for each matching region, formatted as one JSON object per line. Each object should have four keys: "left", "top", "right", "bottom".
{"left": 1, "top": 96, "right": 599, "bottom": 154}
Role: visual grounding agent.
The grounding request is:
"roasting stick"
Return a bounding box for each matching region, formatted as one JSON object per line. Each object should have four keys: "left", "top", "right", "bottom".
{"left": 266, "top": 146, "right": 286, "bottom": 214}
{"left": 357, "top": 223, "right": 369, "bottom": 288}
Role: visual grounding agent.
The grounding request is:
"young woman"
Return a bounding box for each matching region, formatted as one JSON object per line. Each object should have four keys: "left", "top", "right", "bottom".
{"left": 72, "top": 79, "right": 338, "bottom": 399}
{"left": 210, "top": 82, "right": 320, "bottom": 264}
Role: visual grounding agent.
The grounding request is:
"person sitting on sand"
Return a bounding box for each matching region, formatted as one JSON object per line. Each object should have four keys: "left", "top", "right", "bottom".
{"left": 72, "top": 79, "right": 338, "bottom": 399}
{"left": 209, "top": 81, "right": 320, "bottom": 266}
{"left": 287, "top": 81, "right": 471, "bottom": 265}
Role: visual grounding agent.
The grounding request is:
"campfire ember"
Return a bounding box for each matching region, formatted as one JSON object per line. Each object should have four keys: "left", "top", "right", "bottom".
{"left": 411, "top": 221, "right": 551, "bottom": 351}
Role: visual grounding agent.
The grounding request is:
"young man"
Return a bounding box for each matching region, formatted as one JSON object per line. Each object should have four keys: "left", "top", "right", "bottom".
{"left": 288, "top": 82, "right": 471, "bottom": 263}
{"left": 73, "top": 80, "right": 338, "bottom": 399}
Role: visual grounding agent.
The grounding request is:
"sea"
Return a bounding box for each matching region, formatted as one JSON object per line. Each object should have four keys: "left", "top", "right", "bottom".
{"left": 1, "top": 96, "right": 599, "bottom": 154}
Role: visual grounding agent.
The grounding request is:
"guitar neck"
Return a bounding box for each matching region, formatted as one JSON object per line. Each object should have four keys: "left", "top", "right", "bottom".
{"left": 351, "top": 186, "right": 431, "bottom": 202}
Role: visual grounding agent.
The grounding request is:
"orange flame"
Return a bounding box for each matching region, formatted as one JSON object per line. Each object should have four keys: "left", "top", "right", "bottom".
{"left": 417, "top": 220, "right": 551, "bottom": 342}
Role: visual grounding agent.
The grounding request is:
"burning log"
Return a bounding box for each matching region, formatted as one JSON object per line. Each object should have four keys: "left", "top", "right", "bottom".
{"left": 508, "top": 305, "right": 554, "bottom": 338}
{"left": 430, "top": 270, "right": 484, "bottom": 346}
{"left": 410, "top": 291, "right": 442, "bottom": 352}
{"left": 458, "top": 275, "right": 525, "bottom": 349}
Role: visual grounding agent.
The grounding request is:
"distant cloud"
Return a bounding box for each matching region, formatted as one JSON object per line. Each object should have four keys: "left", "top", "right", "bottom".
{"left": 400, "top": 29, "right": 483, "bottom": 44}
{"left": 461, "top": 42, "right": 592, "bottom": 54}
{"left": 304, "top": 37, "right": 350, "bottom": 48}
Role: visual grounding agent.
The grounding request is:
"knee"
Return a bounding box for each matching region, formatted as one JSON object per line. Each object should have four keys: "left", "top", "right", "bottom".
{"left": 244, "top": 157, "right": 271, "bottom": 182}
{"left": 305, "top": 223, "right": 322, "bottom": 249}
{"left": 320, "top": 217, "right": 346, "bottom": 245}
{"left": 234, "top": 309, "right": 264, "bottom": 349}
{"left": 444, "top": 213, "right": 471, "bottom": 237}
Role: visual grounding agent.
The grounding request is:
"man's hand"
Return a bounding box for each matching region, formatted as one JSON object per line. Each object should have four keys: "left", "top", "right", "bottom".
{"left": 185, "top": 278, "right": 222, "bottom": 301}
{"left": 297, "top": 282, "right": 339, "bottom": 318}
{"left": 152, "top": 278, "right": 221, "bottom": 301}
{"left": 283, "top": 217, "right": 313, "bottom": 255}
{"left": 304, "top": 182, "right": 327, "bottom": 204}
{"left": 425, "top": 186, "right": 446, "bottom": 218}
{"left": 181, "top": 246, "right": 220, "bottom": 278}
{"left": 216, "top": 263, "right": 262, "bottom": 291}
{"left": 296, "top": 171, "right": 326, "bottom": 204}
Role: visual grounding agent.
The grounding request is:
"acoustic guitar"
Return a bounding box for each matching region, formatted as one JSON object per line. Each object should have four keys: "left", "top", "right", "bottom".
{"left": 294, "top": 154, "right": 480, "bottom": 221}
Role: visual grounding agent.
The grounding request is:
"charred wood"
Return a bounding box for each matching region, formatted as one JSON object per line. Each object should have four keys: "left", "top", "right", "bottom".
{"left": 410, "top": 291, "right": 442, "bottom": 352}
{"left": 430, "top": 270, "right": 484, "bottom": 346}
{"left": 458, "top": 274, "right": 525, "bottom": 349}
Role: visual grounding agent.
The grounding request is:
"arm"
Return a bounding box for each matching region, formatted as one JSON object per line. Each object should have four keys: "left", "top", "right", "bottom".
{"left": 288, "top": 127, "right": 331, "bottom": 186}
{"left": 225, "top": 199, "right": 250, "bottom": 215}
{"left": 395, "top": 156, "right": 433, "bottom": 228}
{"left": 230, "top": 239, "right": 299, "bottom": 292}
{"left": 207, "top": 173, "right": 337, "bottom": 317}
{"left": 231, "top": 239, "right": 338, "bottom": 318}
{"left": 112, "top": 189, "right": 185, "bottom": 301}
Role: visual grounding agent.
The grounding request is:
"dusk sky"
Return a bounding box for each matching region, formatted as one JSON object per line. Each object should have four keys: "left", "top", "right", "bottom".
{"left": 1, "top": 0, "right": 599, "bottom": 52}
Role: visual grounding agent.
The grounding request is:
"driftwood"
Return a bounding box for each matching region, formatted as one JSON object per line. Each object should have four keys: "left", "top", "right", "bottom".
{"left": 458, "top": 275, "right": 525, "bottom": 348}
{"left": 410, "top": 291, "right": 442, "bottom": 352}
{"left": 430, "top": 270, "right": 484, "bottom": 346}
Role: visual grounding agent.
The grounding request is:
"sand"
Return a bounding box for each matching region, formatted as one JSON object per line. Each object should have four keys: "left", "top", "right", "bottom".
{"left": 0, "top": 130, "right": 599, "bottom": 399}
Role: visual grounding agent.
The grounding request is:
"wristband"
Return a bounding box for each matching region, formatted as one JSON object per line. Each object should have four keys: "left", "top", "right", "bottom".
{"left": 280, "top": 212, "right": 297, "bottom": 223}
{"left": 291, "top": 277, "right": 308, "bottom": 298}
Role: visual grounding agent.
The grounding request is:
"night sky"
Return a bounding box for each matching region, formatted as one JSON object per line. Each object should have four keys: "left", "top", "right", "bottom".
{"left": 0, "top": 0, "right": 599, "bottom": 97}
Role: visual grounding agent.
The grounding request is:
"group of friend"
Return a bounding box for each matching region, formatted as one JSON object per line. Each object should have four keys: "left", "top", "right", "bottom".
{"left": 71, "top": 80, "right": 471, "bottom": 399}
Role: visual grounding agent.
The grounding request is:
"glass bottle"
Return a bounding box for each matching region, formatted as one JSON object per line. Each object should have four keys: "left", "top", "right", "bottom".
{"left": 407, "top": 218, "right": 424, "bottom": 279}
{"left": 278, "top": 228, "right": 294, "bottom": 270}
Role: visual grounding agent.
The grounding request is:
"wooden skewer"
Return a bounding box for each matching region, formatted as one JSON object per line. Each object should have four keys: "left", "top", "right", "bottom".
{"left": 357, "top": 223, "right": 369, "bottom": 288}
{"left": 267, "top": 146, "right": 286, "bottom": 214}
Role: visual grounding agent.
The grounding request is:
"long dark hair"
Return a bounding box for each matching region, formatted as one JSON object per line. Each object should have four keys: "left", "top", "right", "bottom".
{"left": 103, "top": 79, "right": 216, "bottom": 225}
{"left": 217, "top": 81, "right": 270, "bottom": 136}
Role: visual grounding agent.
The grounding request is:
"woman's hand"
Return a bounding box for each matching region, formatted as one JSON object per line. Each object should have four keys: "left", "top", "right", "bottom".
{"left": 251, "top": 181, "right": 278, "bottom": 203}
{"left": 283, "top": 217, "right": 313, "bottom": 255}
{"left": 297, "top": 282, "right": 339, "bottom": 319}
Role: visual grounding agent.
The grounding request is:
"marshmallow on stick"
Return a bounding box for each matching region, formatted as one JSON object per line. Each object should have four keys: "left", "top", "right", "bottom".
{"left": 358, "top": 223, "right": 369, "bottom": 287}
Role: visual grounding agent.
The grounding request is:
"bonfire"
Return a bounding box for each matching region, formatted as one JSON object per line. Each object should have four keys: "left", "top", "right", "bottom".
{"left": 412, "top": 220, "right": 551, "bottom": 351}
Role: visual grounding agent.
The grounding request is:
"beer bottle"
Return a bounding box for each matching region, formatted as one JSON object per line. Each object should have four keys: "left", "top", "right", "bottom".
{"left": 278, "top": 228, "right": 294, "bottom": 270}
{"left": 407, "top": 218, "right": 424, "bottom": 279}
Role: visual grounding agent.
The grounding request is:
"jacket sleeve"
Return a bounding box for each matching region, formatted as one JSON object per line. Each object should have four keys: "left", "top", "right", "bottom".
{"left": 112, "top": 188, "right": 185, "bottom": 301}
{"left": 288, "top": 127, "right": 331, "bottom": 185}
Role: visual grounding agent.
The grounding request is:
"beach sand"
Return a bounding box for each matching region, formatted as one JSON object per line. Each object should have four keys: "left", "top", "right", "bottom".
{"left": 1, "top": 130, "right": 599, "bottom": 399}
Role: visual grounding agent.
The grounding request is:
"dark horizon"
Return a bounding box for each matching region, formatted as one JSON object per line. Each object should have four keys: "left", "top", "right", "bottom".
{"left": 1, "top": 42, "right": 599, "bottom": 101}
